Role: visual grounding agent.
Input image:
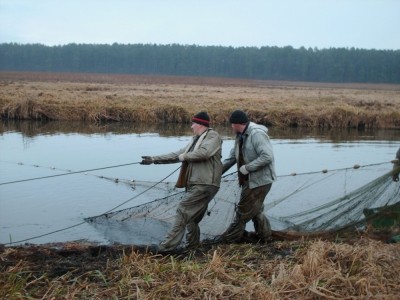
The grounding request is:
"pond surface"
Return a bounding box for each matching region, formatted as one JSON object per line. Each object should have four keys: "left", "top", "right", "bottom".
{"left": 1, "top": 120, "right": 399, "bottom": 245}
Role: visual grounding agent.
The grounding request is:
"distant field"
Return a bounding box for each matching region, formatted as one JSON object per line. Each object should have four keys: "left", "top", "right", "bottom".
{"left": 1, "top": 71, "right": 399, "bottom": 129}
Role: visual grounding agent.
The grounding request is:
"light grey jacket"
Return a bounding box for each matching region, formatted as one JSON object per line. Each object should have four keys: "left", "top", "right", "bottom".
{"left": 223, "top": 122, "right": 277, "bottom": 188}
{"left": 152, "top": 128, "right": 223, "bottom": 187}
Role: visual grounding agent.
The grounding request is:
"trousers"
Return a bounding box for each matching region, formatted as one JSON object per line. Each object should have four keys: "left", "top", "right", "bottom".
{"left": 220, "top": 181, "right": 272, "bottom": 242}
{"left": 160, "top": 184, "right": 219, "bottom": 251}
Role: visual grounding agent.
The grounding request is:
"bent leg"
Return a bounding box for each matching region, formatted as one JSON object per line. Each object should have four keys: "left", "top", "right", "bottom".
{"left": 160, "top": 185, "right": 218, "bottom": 250}
{"left": 185, "top": 185, "right": 219, "bottom": 248}
{"left": 160, "top": 209, "right": 186, "bottom": 251}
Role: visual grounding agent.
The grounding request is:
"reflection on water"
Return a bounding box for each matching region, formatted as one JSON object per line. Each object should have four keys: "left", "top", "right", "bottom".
{"left": 1, "top": 120, "right": 399, "bottom": 245}
{"left": 0, "top": 120, "right": 196, "bottom": 138}
{"left": 2, "top": 119, "right": 400, "bottom": 141}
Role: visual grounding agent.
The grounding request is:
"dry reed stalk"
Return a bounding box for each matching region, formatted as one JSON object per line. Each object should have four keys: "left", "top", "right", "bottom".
{"left": 1, "top": 73, "right": 400, "bottom": 128}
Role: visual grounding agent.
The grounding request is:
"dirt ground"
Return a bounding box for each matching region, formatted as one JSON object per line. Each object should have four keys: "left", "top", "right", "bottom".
{"left": 0, "top": 236, "right": 292, "bottom": 280}
{"left": 2, "top": 71, "right": 400, "bottom": 90}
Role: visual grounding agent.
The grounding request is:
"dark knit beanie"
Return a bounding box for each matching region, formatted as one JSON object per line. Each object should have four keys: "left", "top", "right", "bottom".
{"left": 192, "top": 111, "right": 210, "bottom": 127}
{"left": 229, "top": 110, "right": 249, "bottom": 124}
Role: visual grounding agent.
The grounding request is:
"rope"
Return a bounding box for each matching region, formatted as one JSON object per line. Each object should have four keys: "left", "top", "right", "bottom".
{"left": 4, "top": 222, "right": 87, "bottom": 246}
{"left": 3, "top": 165, "right": 181, "bottom": 246}
{"left": 100, "top": 165, "right": 181, "bottom": 214}
{"left": 0, "top": 161, "right": 141, "bottom": 186}
{"left": 277, "top": 161, "right": 392, "bottom": 178}
{"left": 0, "top": 160, "right": 136, "bottom": 185}
{"left": 0, "top": 160, "right": 392, "bottom": 186}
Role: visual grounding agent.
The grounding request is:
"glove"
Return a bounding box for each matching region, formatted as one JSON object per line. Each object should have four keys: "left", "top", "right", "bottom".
{"left": 140, "top": 156, "right": 154, "bottom": 165}
{"left": 178, "top": 154, "right": 185, "bottom": 162}
{"left": 239, "top": 165, "right": 249, "bottom": 175}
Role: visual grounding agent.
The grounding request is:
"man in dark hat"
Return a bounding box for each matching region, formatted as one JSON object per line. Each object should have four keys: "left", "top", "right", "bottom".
{"left": 217, "top": 109, "right": 276, "bottom": 243}
{"left": 141, "top": 111, "right": 222, "bottom": 252}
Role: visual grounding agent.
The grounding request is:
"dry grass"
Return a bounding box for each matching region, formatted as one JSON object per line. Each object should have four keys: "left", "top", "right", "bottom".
{"left": 1, "top": 238, "right": 400, "bottom": 299}
{"left": 1, "top": 71, "right": 400, "bottom": 129}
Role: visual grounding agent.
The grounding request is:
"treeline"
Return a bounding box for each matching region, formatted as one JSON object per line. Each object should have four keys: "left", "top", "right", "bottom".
{"left": 1, "top": 43, "right": 399, "bottom": 83}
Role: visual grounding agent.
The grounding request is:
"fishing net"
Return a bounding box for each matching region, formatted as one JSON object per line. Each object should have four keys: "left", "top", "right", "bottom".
{"left": 85, "top": 162, "right": 400, "bottom": 245}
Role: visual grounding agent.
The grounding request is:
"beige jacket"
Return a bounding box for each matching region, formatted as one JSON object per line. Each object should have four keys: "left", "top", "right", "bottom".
{"left": 152, "top": 128, "right": 223, "bottom": 188}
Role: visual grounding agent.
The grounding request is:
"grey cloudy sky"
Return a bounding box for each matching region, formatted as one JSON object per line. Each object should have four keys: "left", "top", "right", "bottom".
{"left": 1, "top": 0, "right": 399, "bottom": 50}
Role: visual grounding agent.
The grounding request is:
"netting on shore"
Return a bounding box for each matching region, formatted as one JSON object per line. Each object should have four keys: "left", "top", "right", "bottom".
{"left": 85, "top": 162, "right": 400, "bottom": 245}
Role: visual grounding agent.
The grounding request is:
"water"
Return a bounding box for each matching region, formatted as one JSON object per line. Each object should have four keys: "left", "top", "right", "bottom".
{"left": 1, "top": 120, "right": 399, "bottom": 245}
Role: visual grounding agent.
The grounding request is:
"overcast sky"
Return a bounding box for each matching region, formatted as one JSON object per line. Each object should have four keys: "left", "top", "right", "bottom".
{"left": 1, "top": 0, "right": 399, "bottom": 50}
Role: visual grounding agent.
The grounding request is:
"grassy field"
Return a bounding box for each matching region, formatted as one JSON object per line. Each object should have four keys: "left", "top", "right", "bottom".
{"left": 1, "top": 71, "right": 400, "bottom": 129}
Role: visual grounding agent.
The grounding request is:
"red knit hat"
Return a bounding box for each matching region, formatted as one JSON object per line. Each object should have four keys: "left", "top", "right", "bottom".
{"left": 192, "top": 111, "right": 210, "bottom": 127}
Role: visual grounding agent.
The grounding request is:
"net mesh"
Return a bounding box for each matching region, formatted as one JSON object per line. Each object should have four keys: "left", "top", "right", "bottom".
{"left": 85, "top": 162, "right": 400, "bottom": 245}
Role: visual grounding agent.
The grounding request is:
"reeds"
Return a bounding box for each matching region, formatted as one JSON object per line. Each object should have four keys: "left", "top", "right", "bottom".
{"left": 1, "top": 72, "right": 400, "bottom": 129}
{"left": 1, "top": 238, "right": 400, "bottom": 299}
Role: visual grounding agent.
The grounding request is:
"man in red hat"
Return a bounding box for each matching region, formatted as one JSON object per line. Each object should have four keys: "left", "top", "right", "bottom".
{"left": 141, "top": 111, "right": 222, "bottom": 252}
